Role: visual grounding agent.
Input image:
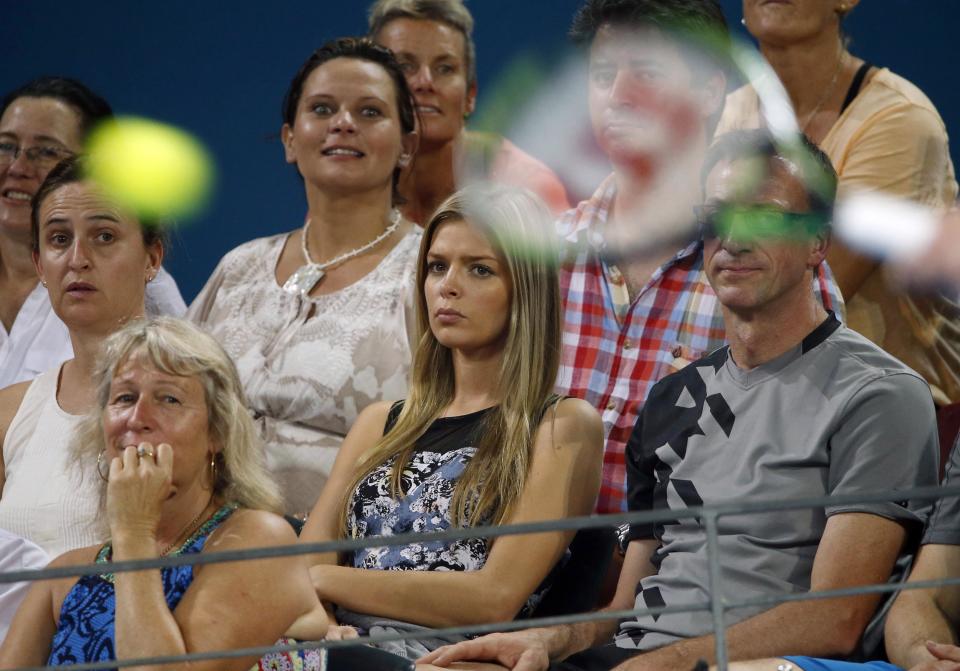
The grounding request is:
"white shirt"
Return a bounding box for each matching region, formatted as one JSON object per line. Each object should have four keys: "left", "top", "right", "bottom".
{"left": 0, "top": 266, "right": 186, "bottom": 388}
{"left": 0, "top": 529, "right": 48, "bottom": 644}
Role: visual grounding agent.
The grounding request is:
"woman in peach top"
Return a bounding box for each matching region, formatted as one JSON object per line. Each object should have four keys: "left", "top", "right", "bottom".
{"left": 718, "top": 0, "right": 960, "bottom": 405}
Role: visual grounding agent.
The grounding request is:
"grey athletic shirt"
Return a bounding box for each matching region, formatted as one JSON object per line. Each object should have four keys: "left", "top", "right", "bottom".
{"left": 618, "top": 314, "right": 939, "bottom": 650}
{"left": 923, "top": 436, "right": 960, "bottom": 546}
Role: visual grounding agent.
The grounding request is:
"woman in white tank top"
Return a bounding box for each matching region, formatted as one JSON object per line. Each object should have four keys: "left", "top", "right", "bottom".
{"left": 0, "top": 156, "right": 164, "bottom": 556}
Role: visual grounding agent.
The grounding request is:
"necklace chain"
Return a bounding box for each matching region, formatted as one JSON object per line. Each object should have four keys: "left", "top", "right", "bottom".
{"left": 159, "top": 500, "right": 212, "bottom": 556}
{"left": 300, "top": 208, "right": 401, "bottom": 271}
{"left": 800, "top": 46, "right": 846, "bottom": 133}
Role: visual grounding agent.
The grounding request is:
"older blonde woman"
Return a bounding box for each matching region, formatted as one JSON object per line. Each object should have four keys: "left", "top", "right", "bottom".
{"left": 0, "top": 318, "right": 327, "bottom": 670}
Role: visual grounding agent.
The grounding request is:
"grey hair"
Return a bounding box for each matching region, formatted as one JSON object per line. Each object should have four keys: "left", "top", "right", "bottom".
{"left": 72, "top": 317, "right": 282, "bottom": 518}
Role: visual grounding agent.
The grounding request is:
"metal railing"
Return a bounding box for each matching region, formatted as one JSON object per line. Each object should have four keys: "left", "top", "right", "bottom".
{"left": 5, "top": 482, "right": 959, "bottom": 671}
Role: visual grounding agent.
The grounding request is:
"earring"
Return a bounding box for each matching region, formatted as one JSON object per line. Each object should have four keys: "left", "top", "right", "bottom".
{"left": 41, "top": 279, "right": 48, "bottom": 287}
{"left": 96, "top": 450, "right": 110, "bottom": 482}
{"left": 208, "top": 452, "right": 219, "bottom": 489}
{"left": 741, "top": 17, "right": 747, "bottom": 26}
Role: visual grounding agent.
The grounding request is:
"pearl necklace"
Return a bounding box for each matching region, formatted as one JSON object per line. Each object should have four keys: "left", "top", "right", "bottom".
{"left": 282, "top": 208, "right": 402, "bottom": 297}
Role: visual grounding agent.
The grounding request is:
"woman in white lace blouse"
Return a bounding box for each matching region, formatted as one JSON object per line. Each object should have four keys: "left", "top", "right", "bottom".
{"left": 189, "top": 38, "right": 421, "bottom": 517}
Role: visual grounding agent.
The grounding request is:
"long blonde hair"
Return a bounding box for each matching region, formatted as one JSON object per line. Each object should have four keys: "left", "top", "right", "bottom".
{"left": 73, "top": 317, "right": 283, "bottom": 517}
{"left": 341, "top": 183, "right": 561, "bottom": 532}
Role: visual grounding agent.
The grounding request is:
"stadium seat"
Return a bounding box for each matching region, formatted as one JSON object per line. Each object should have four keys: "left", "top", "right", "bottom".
{"left": 532, "top": 526, "right": 616, "bottom": 617}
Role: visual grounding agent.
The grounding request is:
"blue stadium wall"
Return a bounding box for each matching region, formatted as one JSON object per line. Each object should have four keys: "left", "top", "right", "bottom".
{"left": 3, "top": 1, "right": 955, "bottom": 302}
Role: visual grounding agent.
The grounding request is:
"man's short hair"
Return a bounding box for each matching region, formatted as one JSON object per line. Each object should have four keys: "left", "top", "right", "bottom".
{"left": 570, "top": 0, "right": 730, "bottom": 137}
{"left": 368, "top": 0, "right": 477, "bottom": 88}
{"left": 702, "top": 129, "right": 838, "bottom": 218}
{"left": 569, "top": 0, "right": 728, "bottom": 49}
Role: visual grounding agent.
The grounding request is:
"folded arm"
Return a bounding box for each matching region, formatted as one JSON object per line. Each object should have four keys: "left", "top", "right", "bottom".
{"left": 613, "top": 512, "right": 907, "bottom": 671}
{"left": 303, "top": 398, "right": 604, "bottom": 629}
{"left": 886, "top": 542, "right": 960, "bottom": 670}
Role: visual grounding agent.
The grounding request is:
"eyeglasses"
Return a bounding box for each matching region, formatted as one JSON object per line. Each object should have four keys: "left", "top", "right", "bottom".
{"left": 696, "top": 205, "right": 829, "bottom": 242}
{"left": 0, "top": 141, "right": 75, "bottom": 170}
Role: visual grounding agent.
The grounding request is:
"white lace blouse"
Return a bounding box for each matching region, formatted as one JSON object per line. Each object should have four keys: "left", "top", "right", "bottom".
{"left": 189, "top": 229, "right": 421, "bottom": 516}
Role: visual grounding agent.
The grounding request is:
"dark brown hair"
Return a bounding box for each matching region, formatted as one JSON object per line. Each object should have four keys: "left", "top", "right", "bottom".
{"left": 30, "top": 156, "right": 166, "bottom": 253}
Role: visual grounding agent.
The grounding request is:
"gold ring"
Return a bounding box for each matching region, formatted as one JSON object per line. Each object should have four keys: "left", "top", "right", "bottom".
{"left": 136, "top": 445, "right": 156, "bottom": 459}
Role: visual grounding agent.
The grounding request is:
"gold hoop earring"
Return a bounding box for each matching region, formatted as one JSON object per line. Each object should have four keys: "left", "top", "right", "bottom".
{"left": 96, "top": 450, "right": 110, "bottom": 482}
{"left": 208, "top": 453, "right": 219, "bottom": 489}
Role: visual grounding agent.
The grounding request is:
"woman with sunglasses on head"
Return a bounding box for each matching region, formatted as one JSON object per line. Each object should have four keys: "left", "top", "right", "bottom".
{"left": 0, "top": 77, "right": 186, "bottom": 389}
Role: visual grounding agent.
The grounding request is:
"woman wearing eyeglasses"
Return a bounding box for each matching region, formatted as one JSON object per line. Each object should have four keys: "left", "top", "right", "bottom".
{"left": 0, "top": 77, "right": 186, "bottom": 389}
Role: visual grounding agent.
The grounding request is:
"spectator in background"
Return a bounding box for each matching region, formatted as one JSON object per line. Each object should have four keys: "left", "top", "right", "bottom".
{"left": 0, "top": 529, "right": 46, "bottom": 644}
{"left": 298, "top": 184, "right": 602, "bottom": 658}
{"left": 368, "top": 0, "right": 571, "bottom": 222}
{"left": 0, "top": 77, "right": 186, "bottom": 388}
{"left": 421, "top": 129, "right": 937, "bottom": 671}
{"left": 0, "top": 317, "right": 327, "bottom": 669}
{"left": 546, "top": 0, "right": 842, "bottom": 520}
{"left": 0, "top": 157, "right": 164, "bottom": 556}
{"left": 189, "top": 38, "right": 421, "bottom": 517}
{"left": 718, "top": 0, "right": 960, "bottom": 406}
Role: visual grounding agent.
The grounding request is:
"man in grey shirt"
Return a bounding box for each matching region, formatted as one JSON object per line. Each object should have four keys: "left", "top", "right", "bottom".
{"left": 725, "top": 438, "right": 960, "bottom": 671}
{"left": 421, "top": 132, "right": 939, "bottom": 671}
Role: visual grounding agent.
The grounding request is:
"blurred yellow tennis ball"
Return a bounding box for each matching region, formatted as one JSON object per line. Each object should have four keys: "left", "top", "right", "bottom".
{"left": 85, "top": 116, "right": 214, "bottom": 220}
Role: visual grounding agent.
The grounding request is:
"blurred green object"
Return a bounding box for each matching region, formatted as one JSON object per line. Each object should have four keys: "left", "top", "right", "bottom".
{"left": 85, "top": 116, "right": 214, "bottom": 222}
{"left": 699, "top": 205, "right": 829, "bottom": 242}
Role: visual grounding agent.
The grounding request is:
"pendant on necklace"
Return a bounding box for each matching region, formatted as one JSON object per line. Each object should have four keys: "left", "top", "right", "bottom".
{"left": 282, "top": 264, "right": 325, "bottom": 297}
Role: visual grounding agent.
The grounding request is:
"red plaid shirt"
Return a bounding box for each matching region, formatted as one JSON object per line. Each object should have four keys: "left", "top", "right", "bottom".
{"left": 556, "top": 176, "right": 844, "bottom": 513}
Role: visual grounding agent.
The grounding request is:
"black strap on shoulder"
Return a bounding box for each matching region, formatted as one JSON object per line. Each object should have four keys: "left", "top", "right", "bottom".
{"left": 535, "top": 393, "right": 565, "bottom": 426}
{"left": 840, "top": 62, "right": 874, "bottom": 114}
{"left": 383, "top": 400, "right": 405, "bottom": 435}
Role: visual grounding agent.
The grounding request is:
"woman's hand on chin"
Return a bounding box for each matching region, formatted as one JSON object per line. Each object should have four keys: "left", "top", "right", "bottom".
{"left": 106, "top": 442, "right": 174, "bottom": 544}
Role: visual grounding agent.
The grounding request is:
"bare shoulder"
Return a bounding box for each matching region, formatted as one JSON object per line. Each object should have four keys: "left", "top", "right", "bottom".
{"left": 551, "top": 397, "right": 601, "bottom": 426}
{"left": 46, "top": 545, "right": 102, "bottom": 605}
{"left": 0, "top": 380, "right": 32, "bottom": 434}
{"left": 354, "top": 400, "right": 396, "bottom": 431}
{"left": 532, "top": 397, "right": 603, "bottom": 456}
{"left": 49, "top": 544, "right": 100, "bottom": 568}
{"left": 540, "top": 397, "right": 602, "bottom": 438}
{"left": 339, "top": 400, "right": 397, "bottom": 459}
{"left": 205, "top": 508, "right": 297, "bottom": 552}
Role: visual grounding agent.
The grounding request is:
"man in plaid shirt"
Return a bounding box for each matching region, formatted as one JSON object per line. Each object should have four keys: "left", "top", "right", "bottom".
{"left": 553, "top": 0, "right": 844, "bottom": 516}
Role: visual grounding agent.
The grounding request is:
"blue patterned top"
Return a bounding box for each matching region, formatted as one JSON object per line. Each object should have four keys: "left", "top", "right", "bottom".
{"left": 347, "top": 402, "right": 566, "bottom": 618}
{"left": 48, "top": 504, "right": 237, "bottom": 667}
{"left": 47, "top": 503, "right": 324, "bottom": 670}
{"left": 348, "top": 405, "right": 493, "bottom": 572}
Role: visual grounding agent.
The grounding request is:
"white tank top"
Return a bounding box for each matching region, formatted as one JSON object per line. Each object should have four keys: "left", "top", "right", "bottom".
{"left": 0, "top": 366, "right": 102, "bottom": 557}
